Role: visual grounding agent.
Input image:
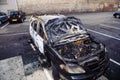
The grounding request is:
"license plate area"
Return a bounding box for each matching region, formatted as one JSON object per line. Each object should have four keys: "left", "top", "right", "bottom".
{"left": 12, "top": 19, "right": 17, "bottom": 21}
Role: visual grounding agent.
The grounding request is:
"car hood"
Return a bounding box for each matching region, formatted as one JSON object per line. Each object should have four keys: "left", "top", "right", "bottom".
{"left": 53, "top": 32, "right": 88, "bottom": 46}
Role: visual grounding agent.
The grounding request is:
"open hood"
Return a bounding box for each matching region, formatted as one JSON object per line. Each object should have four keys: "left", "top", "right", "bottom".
{"left": 45, "top": 16, "right": 87, "bottom": 43}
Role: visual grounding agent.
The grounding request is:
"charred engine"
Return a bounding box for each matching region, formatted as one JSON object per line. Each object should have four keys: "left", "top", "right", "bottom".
{"left": 53, "top": 36, "right": 100, "bottom": 59}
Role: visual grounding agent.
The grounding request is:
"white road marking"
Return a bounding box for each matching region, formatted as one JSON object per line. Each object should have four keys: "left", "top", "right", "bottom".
{"left": 110, "top": 58, "right": 120, "bottom": 66}
{"left": 30, "top": 43, "right": 36, "bottom": 51}
{"left": 113, "top": 21, "right": 120, "bottom": 24}
{"left": 0, "top": 22, "right": 9, "bottom": 29}
{"left": 43, "top": 68, "right": 53, "bottom": 80}
{"left": 97, "top": 75, "right": 108, "bottom": 80}
{"left": 100, "top": 24, "right": 120, "bottom": 30}
{"left": 87, "top": 29, "right": 120, "bottom": 41}
{"left": 0, "top": 32, "right": 29, "bottom": 36}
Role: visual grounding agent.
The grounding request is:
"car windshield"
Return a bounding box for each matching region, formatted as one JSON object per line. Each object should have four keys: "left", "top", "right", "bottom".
{"left": 10, "top": 11, "right": 19, "bottom": 15}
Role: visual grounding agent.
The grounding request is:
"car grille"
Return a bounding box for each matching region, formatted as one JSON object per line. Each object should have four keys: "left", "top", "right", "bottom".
{"left": 86, "top": 51, "right": 107, "bottom": 72}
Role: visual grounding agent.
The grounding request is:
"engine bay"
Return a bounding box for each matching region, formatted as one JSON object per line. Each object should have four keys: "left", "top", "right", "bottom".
{"left": 54, "top": 37, "right": 100, "bottom": 59}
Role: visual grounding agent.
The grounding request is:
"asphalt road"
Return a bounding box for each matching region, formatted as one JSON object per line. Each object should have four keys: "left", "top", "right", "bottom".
{"left": 0, "top": 12, "right": 120, "bottom": 80}
{"left": 0, "top": 21, "right": 41, "bottom": 69}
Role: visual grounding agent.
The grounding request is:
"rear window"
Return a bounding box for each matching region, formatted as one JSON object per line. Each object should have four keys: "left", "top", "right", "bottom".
{"left": 10, "top": 11, "right": 19, "bottom": 15}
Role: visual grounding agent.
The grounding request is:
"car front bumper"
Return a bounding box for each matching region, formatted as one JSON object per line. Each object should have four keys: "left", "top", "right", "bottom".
{"left": 58, "top": 53, "right": 109, "bottom": 80}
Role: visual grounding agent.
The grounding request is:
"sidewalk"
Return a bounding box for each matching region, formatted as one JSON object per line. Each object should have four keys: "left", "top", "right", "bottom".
{"left": 0, "top": 56, "right": 25, "bottom": 80}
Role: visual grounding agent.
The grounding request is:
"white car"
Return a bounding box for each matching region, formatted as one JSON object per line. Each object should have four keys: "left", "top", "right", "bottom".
{"left": 29, "top": 15, "right": 65, "bottom": 54}
{"left": 29, "top": 15, "right": 108, "bottom": 80}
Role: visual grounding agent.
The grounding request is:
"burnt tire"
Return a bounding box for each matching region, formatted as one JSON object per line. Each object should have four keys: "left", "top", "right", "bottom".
{"left": 44, "top": 52, "right": 51, "bottom": 67}
{"left": 51, "top": 62, "right": 60, "bottom": 80}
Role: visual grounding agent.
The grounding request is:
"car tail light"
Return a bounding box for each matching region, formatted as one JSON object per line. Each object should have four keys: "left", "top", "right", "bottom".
{"left": 8, "top": 16, "right": 10, "bottom": 18}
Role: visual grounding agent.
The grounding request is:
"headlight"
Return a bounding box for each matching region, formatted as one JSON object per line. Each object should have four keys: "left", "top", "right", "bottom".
{"left": 60, "top": 64, "right": 86, "bottom": 74}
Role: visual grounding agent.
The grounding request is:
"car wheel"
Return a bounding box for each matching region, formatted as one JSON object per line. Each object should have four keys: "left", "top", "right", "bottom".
{"left": 116, "top": 15, "right": 120, "bottom": 18}
{"left": 114, "top": 15, "right": 117, "bottom": 18}
{"left": 51, "top": 62, "right": 60, "bottom": 80}
{"left": 44, "top": 52, "right": 51, "bottom": 67}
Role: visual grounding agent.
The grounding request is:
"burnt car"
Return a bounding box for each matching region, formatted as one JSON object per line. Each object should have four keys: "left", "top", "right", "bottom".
{"left": 8, "top": 11, "right": 26, "bottom": 23}
{"left": 29, "top": 15, "right": 109, "bottom": 80}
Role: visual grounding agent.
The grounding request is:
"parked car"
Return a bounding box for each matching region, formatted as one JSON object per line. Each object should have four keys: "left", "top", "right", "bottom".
{"left": 8, "top": 11, "right": 26, "bottom": 23}
{"left": 113, "top": 12, "right": 120, "bottom": 18}
{"left": 0, "top": 12, "right": 8, "bottom": 25}
{"left": 29, "top": 15, "right": 109, "bottom": 80}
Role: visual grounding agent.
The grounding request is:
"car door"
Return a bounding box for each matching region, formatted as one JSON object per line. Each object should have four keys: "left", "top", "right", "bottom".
{"left": 0, "top": 13, "right": 6, "bottom": 22}
{"left": 29, "top": 20, "right": 34, "bottom": 39}
{"left": 36, "top": 21, "right": 44, "bottom": 54}
{"left": 33, "top": 20, "right": 38, "bottom": 46}
{"left": 29, "top": 20, "right": 38, "bottom": 43}
{"left": 2, "top": 13, "right": 8, "bottom": 22}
